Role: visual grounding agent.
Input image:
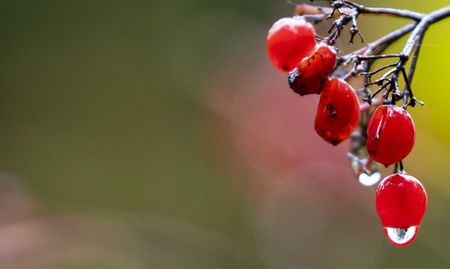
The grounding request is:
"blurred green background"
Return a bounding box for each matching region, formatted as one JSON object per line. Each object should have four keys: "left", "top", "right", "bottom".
{"left": 0, "top": 0, "right": 449, "bottom": 268}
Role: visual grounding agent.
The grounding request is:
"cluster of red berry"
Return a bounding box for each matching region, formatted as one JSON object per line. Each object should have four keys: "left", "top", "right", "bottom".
{"left": 266, "top": 17, "right": 427, "bottom": 247}
{"left": 267, "top": 17, "right": 359, "bottom": 145}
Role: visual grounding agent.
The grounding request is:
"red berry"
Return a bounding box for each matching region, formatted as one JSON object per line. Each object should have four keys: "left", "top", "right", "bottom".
{"left": 376, "top": 173, "right": 427, "bottom": 228}
{"left": 267, "top": 17, "right": 316, "bottom": 72}
{"left": 314, "top": 78, "right": 359, "bottom": 145}
{"left": 376, "top": 173, "right": 427, "bottom": 247}
{"left": 289, "top": 44, "right": 337, "bottom": 95}
{"left": 366, "top": 105, "right": 415, "bottom": 166}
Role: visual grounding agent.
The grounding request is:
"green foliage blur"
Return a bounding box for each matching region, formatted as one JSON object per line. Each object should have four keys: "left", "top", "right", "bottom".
{"left": 0, "top": 0, "right": 449, "bottom": 268}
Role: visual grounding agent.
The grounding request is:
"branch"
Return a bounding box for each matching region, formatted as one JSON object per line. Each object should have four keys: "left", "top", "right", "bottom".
{"left": 334, "top": 23, "right": 416, "bottom": 79}
{"left": 295, "top": 3, "right": 423, "bottom": 20}
{"left": 341, "top": 1, "right": 424, "bottom": 20}
{"left": 338, "top": 5, "right": 450, "bottom": 104}
{"left": 401, "top": 5, "right": 450, "bottom": 59}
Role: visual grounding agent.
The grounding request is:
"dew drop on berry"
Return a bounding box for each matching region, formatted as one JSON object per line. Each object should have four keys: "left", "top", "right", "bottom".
{"left": 383, "top": 226, "right": 419, "bottom": 248}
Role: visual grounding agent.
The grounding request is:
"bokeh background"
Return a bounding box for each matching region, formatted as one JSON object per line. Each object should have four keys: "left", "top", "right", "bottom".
{"left": 0, "top": 0, "right": 449, "bottom": 268}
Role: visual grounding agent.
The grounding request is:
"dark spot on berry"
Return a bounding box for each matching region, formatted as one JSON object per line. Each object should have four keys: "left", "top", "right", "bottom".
{"left": 326, "top": 104, "right": 337, "bottom": 118}
{"left": 331, "top": 140, "right": 340, "bottom": 146}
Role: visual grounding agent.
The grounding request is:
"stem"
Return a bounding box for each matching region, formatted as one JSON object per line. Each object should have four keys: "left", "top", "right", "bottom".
{"left": 342, "top": 5, "right": 450, "bottom": 94}
{"left": 363, "top": 63, "right": 397, "bottom": 77}
{"left": 399, "top": 161, "right": 404, "bottom": 172}
{"left": 357, "top": 54, "right": 403, "bottom": 60}
{"left": 342, "top": 0, "right": 424, "bottom": 20}
{"left": 366, "top": 23, "right": 416, "bottom": 55}
{"left": 338, "top": 22, "right": 416, "bottom": 65}
{"left": 394, "top": 5, "right": 450, "bottom": 104}
{"left": 407, "top": 35, "right": 423, "bottom": 84}
{"left": 296, "top": 3, "right": 423, "bottom": 20}
{"left": 402, "top": 5, "right": 450, "bottom": 58}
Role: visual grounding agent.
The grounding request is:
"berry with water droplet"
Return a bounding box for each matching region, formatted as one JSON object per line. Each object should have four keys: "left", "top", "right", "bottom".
{"left": 366, "top": 105, "right": 415, "bottom": 166}
{"left": 314, "top": 78, "right": 359, "bottom": 145}
{"left": 267, "top": 17, "right": 316, "bottom": 72}
{"left": 289, "top": 44, "right": 337, "bottom": 95}
{"left": 376, "top": 173, "right": 427, "bottom": 247}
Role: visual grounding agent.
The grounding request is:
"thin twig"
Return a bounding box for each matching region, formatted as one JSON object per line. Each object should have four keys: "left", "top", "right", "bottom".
{"left": 341, "top": 0, "right": 424, "bottom": 20}
{"left": 296, "top": 3, "right": 423, "bottom": 20}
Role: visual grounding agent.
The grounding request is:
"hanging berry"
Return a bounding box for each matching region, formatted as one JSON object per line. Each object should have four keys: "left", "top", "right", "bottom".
{"left": 289, "top": 44, "right": 337, "bottom": 95}
{"left": 314, "top": 78, "right": 359, "bottom": 145}
{"left": 376, "top": 173, "right": 427, "bottom": 247}
{"left": 366, "top": 105, "right": 415, "bottom": 166}
{"left": 266, "top": 17, "right": 316, "bottom": 72}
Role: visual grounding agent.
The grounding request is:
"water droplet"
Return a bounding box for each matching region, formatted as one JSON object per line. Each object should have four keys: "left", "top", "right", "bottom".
{"left": 348, "top": 153, "right": 364, "bottom": 175}
{"left": 383, "top": 226, "right": 419, "bottom": 247}
{"left": 358, "top": 171, "right": 381, "bottom": 187}
{"left": 348, "top": 154, "right": 381, "bottom": 186}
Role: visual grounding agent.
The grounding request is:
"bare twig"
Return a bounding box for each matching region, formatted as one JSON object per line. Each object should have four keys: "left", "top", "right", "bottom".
{"left": 295, "top": 3, "right": 423, "bottom": 20}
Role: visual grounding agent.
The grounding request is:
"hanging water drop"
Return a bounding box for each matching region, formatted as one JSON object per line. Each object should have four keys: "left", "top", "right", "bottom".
{"left": 348, "top": 153, "right": 363, "bottom": 175}
{"left": 358, "top": 171, "right": 381, "bottom": 187}
{"left": 348, "top": 153, "right": 381, "bottom": 186}
{"left": 383, "top": 226, "right": 419, "bottom": 247}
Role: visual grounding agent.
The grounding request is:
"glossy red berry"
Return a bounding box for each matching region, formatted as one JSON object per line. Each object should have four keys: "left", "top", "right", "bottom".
{"left": 376, "top": 173, "right": 427, "bottom": 247}
{"left": 366, "top": 105, "right": 415, "bottom": 166}
{"left": 314, "top": 78, "right": 359, "bottom": 145}
{"left": 267, "top": 17, "right": 316, "bottom": 72}
{"left": 289, "top": 44, "right": 337, "bottom": 95}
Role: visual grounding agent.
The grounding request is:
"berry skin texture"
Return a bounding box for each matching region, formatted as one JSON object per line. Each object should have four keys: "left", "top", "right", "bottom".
{"left": 314, "top": 78, "right": 359, "bottom": 145}
{"left": 289, "top": 44, "right": 337, "bottom": 96}
{"left": 366, "top": 105, "right": 415, "bottom": 166}
{"left": 267, "top": 17, "right": 316, "bottom": 73}
{"left": 376, "top": 173, "right": 427, "bottom": 228}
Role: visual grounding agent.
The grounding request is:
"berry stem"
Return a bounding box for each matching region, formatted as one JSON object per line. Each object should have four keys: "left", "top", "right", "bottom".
{"left": 398, "top": 161, "right": 404, "bottom": 173}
